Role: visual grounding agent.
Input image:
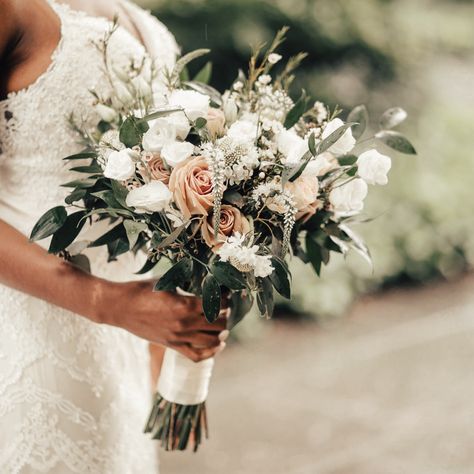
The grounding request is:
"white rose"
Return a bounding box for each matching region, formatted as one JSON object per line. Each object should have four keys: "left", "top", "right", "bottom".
{"left": 227, "top": 118, "right": 259, "bottom": 142}
{"left": 95, "top": 103, "right": 118, "bottom": 123}
{"left": 329, "top": 178, "right": 368, "bottom": 214}
{"left": 304, "top": 152, "right": 337, "bottom": 177}
{"left": 125, "top": 181, "right": 172, "bottom": 213}
{"left": 103, "top": 148, "right": 136, "bottom": 181}
{"left": 277, "top": 129, "right": 308, "bottom": 164}
{"left": 168, "top": 90, "right": 210, "bottom": 121}
{"left": 357, "top": 149, "right": 392, "bottom": 185}
{"left": 322, "top": 118, "right": 356, "bottom": 156}
{"left": 166, "top": 111, "right": 191, "bottom": 140}
{"left": 161, "top": 141, "right": 195, "bottom": 168}
{"left": 142, "top": 118, "right": 177, "bottom": 152}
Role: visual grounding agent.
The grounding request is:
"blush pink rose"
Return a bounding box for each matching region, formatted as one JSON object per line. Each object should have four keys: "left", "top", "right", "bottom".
{"left": 169, "top": 156, "right": 215, "bottom": 219}
{"left": 147, "top": 154, "right": 170, "bottom": 185}
{"left": 201, "top": 205, "right": 250, "bottom": 250}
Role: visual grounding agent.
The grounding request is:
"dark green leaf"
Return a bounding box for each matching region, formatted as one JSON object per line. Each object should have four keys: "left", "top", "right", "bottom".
{"left": 223, "top": 190, "right": 245, "bottom": 207}
{"left": 347, "top": 105, "right": 368, "bottom": 140}
{"left": 48, "top": 211, "right": 87, "bottom": 254}
{"left": 193, "top": 61, "right": 212, "bottom": 84}
{"left": 269, "top": 256, "right": 291, "bottom": 299}
{"left": 376, "top": 130, "right": 417, "bottom": 155}
{"left": 256, "top": 277, "right": 274, "bottom": 318}
{"left": 379, "top": 107, "right": 407, "bottom": 130}
{"left": 338, "top": 154, "right": 358, "bottom": 166}
{"left": 308, "top": 132, "right": 317, "bottom": 155}
{"left": 228, "top": 291, "right": 254, "bottom": 330}
{"left": 318, "top": 122, "right": 356, "bottom": 155}
{"left": 61, "top": 178, "right": 99, "bottom": 189}
{"left": 135, "top": 258, "right": 159, "bottom": 275}
{"left": 123, "top": 220, "right": 148, "bottom": 248}
{"left": 70, "top": 163, "right": 103, "bottom": 174}
{"left": 286, "top": 150, "right": 312, "bottom": 183}
{"left": 91, "top": 190, "right": 122, "bottom": 209}
{"left": 107, "top": 238, "right": 130, "bottom": 262}
{"left": 154, "top": 258, "right": 193, "bottom": 291}
{"left": 284, "top": 89, "right": 309, "bottom": 129}
{"left": 211, "top": 261, "right": 247, "bottom": 290}
{"left": 202, "top": 275, "right": 221, "bottom": 323}
{"left": 305, "top": 233, "right": 329, "bottom": 276}
{"left": 30, "top": 206, "right": 67, "bottom": 241}
{"left": 89, "top": 223, "right": 125, "bottom": 248}
{"left": 63, "top": 151, "right": 96, "bottom": 161}
{"left": 110, "top": 180, "right": 129, "bottom": 208}
{"left": 65, "top": 188, "right": 87, "bottom": 205}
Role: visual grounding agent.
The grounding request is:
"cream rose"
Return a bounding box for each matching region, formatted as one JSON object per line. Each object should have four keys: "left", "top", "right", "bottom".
{"left": 168, "top": 156, "right": 216, "bottom": 219}
{"left": 357, "top": 149, "right": 391, "bottom": 185}
{"left": 285, "top": 175, "right": 320, "bottom": 212}
{"left": 329, "top": 178, "right": 368, "bottom": 214}
{"left": 201, "top": 205, "right": 250, "bottom": 250}
{"left": 206, "top": 108, "right": 226, "bottom": 139}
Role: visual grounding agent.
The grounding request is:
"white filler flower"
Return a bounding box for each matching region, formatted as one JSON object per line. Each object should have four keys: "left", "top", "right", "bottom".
{"left": 168, "top": 90, "right": 210, "bottom": 121}
{"left": 161, "top": 141, "right": 195, "bottom": 168}
{"left": 329, "top": 178, "right": 368, "bottom": 214}
{"left": 126, "top": 181, "right": 172, "bottom": 213}
{"left": 357, "top": 149, "right": 392, "bottom": 185}
{"left": 103, "top": 148, "right": 136, "bottom": 181}
{"left": 322, "top": 118, "right": 356, "bottom": 156}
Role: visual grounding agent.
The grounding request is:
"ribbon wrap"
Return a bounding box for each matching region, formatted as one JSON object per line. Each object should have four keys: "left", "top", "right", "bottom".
{"left": 157, "top": 348, "right": 214, "bottom": 405}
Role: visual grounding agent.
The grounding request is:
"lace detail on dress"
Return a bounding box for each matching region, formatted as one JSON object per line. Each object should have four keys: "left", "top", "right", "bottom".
{"left": 0, "top": 1, "right": 178, "bottom": 472}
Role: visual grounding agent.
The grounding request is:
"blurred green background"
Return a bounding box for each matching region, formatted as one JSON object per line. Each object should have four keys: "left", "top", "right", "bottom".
{"left": 139, "top": 0, "right": 474, "bottom": 320}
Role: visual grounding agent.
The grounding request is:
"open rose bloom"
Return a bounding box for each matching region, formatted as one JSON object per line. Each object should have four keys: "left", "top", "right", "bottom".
{"left": 31, "top": 26, "right": 416, "bottom": 452}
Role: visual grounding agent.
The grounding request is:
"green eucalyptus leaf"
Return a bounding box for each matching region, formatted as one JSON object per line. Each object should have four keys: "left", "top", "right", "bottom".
{"left": 285, "top": 150, "right": 312, "bottom": 183}
{"left": 308, "top": 132, "right": 317, "bottom": 155}
{"left": 347, "top": 105, "right": 368, "bottom": 140}
{"left": 30, "top": 206, "right": 68, "bottom": 241}
{"left": 269, "top": 256, "right": 291, "bottom": 299}
{"left": 338, "top": 154, "right": 358, "bottom": 166}
{"left": 376, "top": 130, "right": 416, "bottom": 155}
{"left": 171, "top": 49, "right": 211, "bottom": 85}
{"left": 379, "top": 107, "right": 407, "bottom": 130}
{"left": 305, "top": 233, "right": 330, "bottom": 276}
{"left": 194, "top": 117, "right": 208, "bottom": 129}
{"left": 119, "top": 116, "right": 147, "bottom": 148}
{"left": 193, "top": 61, "right": 212, "bottom": 84}
{"left": 110, "top": 180, "right": 129, "bottom": 208}
{"left": 156, "top": 224, "right": 186, "bottom": 249}
{"left": 318, "top": 122, "right": 356, "bottom": 155}
{"left": 211, "top": 261, "right": 247, "bottom": 290}
{"left": 70, "top": 163, "right": 103, "bottom": 174}
{"left": 69, "top": 254, "right": 91, "bottom": 273}
{"left": 123, "top": 220, "right": 148, "bottom": 248}
{"left": 284, "top": 89, "right": 309, "bottom": 129}
{"left": 223, "top": 190, "right": 245, "bottom": 208}
{"left": 154, "top": 258, "right": 193, "bottom": 291}
{"left": 142, "top": 108, "right": 184, "bottom": 122}
{"left": 202, "top": 274, "right": 221, "bottom": 323}
{"left": 48, "top": 211, "right": 87, "bottom": 254}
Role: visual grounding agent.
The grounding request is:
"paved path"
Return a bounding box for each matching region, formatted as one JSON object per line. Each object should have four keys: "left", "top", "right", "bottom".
{"left": 160, "top": 274, "right": 474, "bottom": 474}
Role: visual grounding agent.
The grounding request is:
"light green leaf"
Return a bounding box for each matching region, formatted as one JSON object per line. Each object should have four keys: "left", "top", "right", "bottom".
{"left": 347, "top": 105, "right": 368, "bottom": 140}
{"left": 124, "top": 220, "right": 148, "bottom": 249}
{"left": 379, "top": 107, "right": 407, "bottom": 130}
{"left": 193, "top": 61, "right": 212, "bottom": 84}
{"left": 318, "top": 122, "right": 356, "bottom": 155}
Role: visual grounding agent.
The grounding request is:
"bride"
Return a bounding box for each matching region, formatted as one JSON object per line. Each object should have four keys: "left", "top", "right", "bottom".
{"left": 0, "top": 0, "right": 227, "bottom": 472}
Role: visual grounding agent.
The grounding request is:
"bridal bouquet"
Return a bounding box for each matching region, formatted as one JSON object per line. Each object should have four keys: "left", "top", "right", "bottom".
{"left": 30, "top": 25, "right": 415, "bottom": 451}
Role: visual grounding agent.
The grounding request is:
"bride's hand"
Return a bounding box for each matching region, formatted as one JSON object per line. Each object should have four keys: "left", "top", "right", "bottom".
{"left": 97, "top": 280, "right": 228, "bottom": 362}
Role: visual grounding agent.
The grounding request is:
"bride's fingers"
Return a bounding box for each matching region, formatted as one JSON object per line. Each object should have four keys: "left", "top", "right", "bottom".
{"left": 187, "top": 314, "right": 227, "bottom": 332}
{"left": 175, "top": 342, "right": 226, "bottom": 363}
{"left": 178, "top": 331, "right": 221, "bottom": 348}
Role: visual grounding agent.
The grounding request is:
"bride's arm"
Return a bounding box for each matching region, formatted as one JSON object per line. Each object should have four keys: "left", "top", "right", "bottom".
{"left": 0, "top": 219, "right": 226, "bottom": 362}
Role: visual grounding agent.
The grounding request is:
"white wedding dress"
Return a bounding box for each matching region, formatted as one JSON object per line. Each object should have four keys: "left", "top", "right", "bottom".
{"left": 0, "top": 1, "right": 179, "bottom": 472}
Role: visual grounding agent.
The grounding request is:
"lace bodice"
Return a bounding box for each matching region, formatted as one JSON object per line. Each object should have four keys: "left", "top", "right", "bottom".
{"left": 0, "top": 1, "right": 178, "bottom": 472}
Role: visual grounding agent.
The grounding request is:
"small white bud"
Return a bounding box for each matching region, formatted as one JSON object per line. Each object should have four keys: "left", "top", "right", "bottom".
{"left": 268, "top": 53, "right": 282, "bottom": 64}
{"left": 95, "top": 103, "right": 118, "bottom": 123}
